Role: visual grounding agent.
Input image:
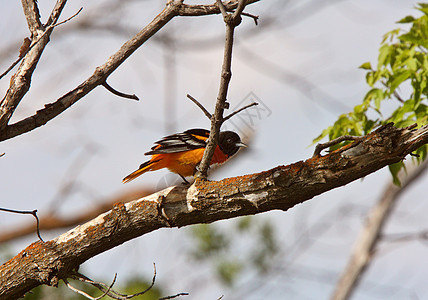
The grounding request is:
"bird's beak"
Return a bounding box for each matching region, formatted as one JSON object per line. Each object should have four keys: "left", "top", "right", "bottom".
{"left": 236, "top": 142, "right": 247, "bottom": 148}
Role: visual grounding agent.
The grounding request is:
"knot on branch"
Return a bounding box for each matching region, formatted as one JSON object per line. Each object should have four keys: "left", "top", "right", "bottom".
{"left": 167, "top": 0, "right": 183, "bottom": 15}
{"left": 224, "top": 14, "right": 242, "bottom": 26}
{"left": 222, "top": 70, "right": 232, "bottom": 80}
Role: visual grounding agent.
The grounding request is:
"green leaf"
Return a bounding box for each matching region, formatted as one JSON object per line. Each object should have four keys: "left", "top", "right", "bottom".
{"left": 217, "top": 260, "right": 243, "bottom": 286}
{"left": 359, "top": 62, "right": 372, "bottom": 70}
{"left": 417, "top": 3, "right": 428, "bottom": 15}
{"left": 397, "top": 15, "right": 416, "bottom": 23}
{"left": 312, "top": 126, "right": 332, "bottom": 144}
{"left": 236, "top": 216, "right": 252, "bottom": 231}
{"left": 378, "top": 44, "right": 393, "bottom": 68}
{"left": 389, "top": 69, "right": 412, "bottom": 92}
{"left": 389, "top": 161, "right": 404, "bottom": 186}
{"left": 192, "top": 224, "right": 229, "bottom": 258}
{"left": 366, "top": 71, "right": 375, "bottom": 86}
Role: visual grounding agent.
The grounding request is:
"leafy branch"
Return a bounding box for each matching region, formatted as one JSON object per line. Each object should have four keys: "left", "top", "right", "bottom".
{"left": 314, "top": 3, "right": 428, "bottom": 184}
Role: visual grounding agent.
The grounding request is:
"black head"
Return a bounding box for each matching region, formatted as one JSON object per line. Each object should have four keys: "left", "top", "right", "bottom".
{"left": 218, "top": 131, "right": 246, "bottom": 157}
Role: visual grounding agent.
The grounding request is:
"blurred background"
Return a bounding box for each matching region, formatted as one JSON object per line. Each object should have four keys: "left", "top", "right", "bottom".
{"left": 1, "top": 0, "right": 428, "bottom": 299}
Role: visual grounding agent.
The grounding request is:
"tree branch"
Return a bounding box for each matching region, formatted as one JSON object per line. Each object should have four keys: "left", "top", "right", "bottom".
{"left": 0, "top": 0, "right": 67, "bottom": 130}
{"left": 1, "top": 123, "right": 427, "bottom": 299}
{"left": 178, "top": 0, "right": 259, "bottom": 16}
{"left": 313, "top": 135, "right": 362, "bottom": 157}
{"left": 330, "top": 157, "right": 428, "bottom": 300}
{"left": 0, "top": 7, "right": 83, "bottom": 81}
{"left": 196, "top": 0, "right": 248, "bottom": 178}
{"left": 186, "top": 94, "right": 212, "bottom": 119}
{"left": 0, "top": 208, "right": 43, "bottom": 242}
{"left": 102, "top": 80, "right": 139, "bottom": 101}
{"left": 222, "top": 102, "right": 258, "bottom": 122}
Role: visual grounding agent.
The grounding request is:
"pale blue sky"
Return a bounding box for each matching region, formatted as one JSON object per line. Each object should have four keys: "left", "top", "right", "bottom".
{"left": 1, "top": 1, "right": 427, "bottom": 299}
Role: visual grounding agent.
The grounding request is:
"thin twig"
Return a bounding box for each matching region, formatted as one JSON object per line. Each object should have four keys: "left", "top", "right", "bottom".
{"left": 381, "top": 229, "right": 428, "bottom": 244}
{"left": 0, "top": 7, "right": 83, "bottom": 81}
{"left": 216, "top": 0, "right": 228, "bottom": 17}
{"left": 159, "top": 293, "right": 189, "bottom": 300}
{"left": 64, "top": 278, "right": 97, "bottom": 300}
{"left": 54, "top": 7, "right": 83, "bottom": 27}
{"left": 313, "top": 135, "right": 362, "bottom": 157}
{"left": 222, "top": 102, "right": 258, "bottom": 122}
{"left": 0, "top": 153, "right": 4, "bottom": 157}
{"left": 102, "top": 81, "right": 139, "bottom": 101}
{"left": 232, "top": 0, "right": 248, "bottom": 18}
{"left": 73, "top": 263, "right": 157, "bottom": 299}
{"left": 0, "top": 208, "right": 43, "bottom": 242}
{"left": 186, "top": 94, "right": 212, "bottom": 119}
{"left": 65, "top": 273, "right": 116, "bottom": 300}
{"left": 64, "top": 276, "right": 115, "bottom": 300}
{"left": 380, "top": 80, "right": 404, "bottom": 103}
{"left": 241, "top": 12, "right": 259, "bottom": 25}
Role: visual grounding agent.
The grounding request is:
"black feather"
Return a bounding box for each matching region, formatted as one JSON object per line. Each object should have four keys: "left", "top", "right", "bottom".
{"left": 145, "top": 129, "right": 208, "bottom": 155}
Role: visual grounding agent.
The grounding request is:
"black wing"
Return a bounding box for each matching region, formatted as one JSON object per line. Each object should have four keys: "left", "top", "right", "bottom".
{"left": 144, "top": 129, "right": 209, "bottom": 155}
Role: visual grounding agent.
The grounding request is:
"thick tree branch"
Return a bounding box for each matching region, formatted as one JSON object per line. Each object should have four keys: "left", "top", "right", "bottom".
{"left": 1, "top": 123, "right": 427, "bottom": 299}
{"left": 21, "top": 0, "right": 43, "bottom": 35}
{"left": 330, "top": 158, "right": 428, "bottom": 300}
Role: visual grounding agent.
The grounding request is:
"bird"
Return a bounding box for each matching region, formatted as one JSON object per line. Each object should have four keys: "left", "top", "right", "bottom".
{"left": 122, "top": 128, "right": 246, "bottom": 184}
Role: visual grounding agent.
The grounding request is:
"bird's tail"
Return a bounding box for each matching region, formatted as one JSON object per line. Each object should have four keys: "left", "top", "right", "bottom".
{"left": 122, "top": 159, "right": 161, "bottom": 183}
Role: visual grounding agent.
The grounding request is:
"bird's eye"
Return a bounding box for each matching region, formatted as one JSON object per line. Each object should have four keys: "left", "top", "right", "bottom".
{"left": 227, "top": 138, "right": 233, "bottom": 144}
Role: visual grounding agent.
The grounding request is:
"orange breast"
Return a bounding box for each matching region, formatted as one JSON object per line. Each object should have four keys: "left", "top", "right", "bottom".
{"left": 153, "top": 146, "right": 229, "bottom": 177}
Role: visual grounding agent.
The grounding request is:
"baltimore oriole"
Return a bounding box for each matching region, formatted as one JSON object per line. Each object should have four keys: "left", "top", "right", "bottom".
{"left": 123, "top": 128, "right": 246, "bottom": 183}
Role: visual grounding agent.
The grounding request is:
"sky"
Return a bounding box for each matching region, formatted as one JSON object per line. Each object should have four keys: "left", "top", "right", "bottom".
{"left": 1, "top": 0, "right": 427, "bottom": 299}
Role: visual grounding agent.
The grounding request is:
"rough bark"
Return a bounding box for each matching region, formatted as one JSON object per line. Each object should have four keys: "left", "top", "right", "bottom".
{"left": 1, "top": 123, "right": 427, "bottom": 299}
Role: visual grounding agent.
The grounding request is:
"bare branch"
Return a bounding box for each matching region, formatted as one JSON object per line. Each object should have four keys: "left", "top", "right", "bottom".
{"left": 0, "top": 0, "right": 68, "bottom": 130}
{"left": 241, "top": 12, "right": 259, "bottom": 25}
{"left": 159, "top": 293, "right": 190, "bottom": 300}
{"left": 330, "top": 157, "right": 428, "bottom": 300}
{"left": 222, "top": 102, "right": 258, "bottom": 122}
{"left": 0, "top": 208, "right": 43, "bottom": 242}
{"left": 102, "top": 81, "right": 139, "bottom": 101}
{"left": 21, "top": 0, "right": 43, "bottom": 35}
{"left": 196, "top": 0, "right": 249, "bottom": 179}
{"left": 2, "top": 123, "right": 427, "bottom": 299}
{"left": 186, "top": 94, "right": 212, "bottom": 119}
{"left": 216, "top": 0, "right": 229, "bottom": 17}
{"left": 178, "top": 0, "right": 259, "bottom": 17}
{"left": 0, "top": 7, "right": 83, "bottom": 81}
{"left": 381, "top": 229, "right": 428, "bottom": 244}
{"left": 71, "top": 263, "right": 179, "bottom": 300}
{"left": 64, "top": 274, "right": 115, "bottom": 300}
